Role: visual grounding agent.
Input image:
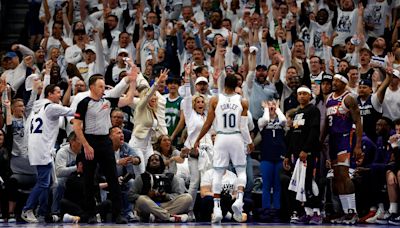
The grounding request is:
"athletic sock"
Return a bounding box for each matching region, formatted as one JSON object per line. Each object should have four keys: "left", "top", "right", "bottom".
{"left": 237, "top": 191, "right": 244, "bottom": 203}
{"left": 347, "top": 194, "right": 357, "bottom": 213}
{"left": 214, "top": 198, "right": 221, "bottom": 209}
{"left": 305, "top": 207, "right": 313, "bottom": 216}
{"left": 389, "top": 203, "right": 398, "bottom": 214}
{"left": 379, "top": 203, "right": 385, "bottom": 211}
{"left": 339, "top": 195, "right": 349, "bottom": 214}
{"left": 313, "top": 208, "right": 321, "bottom": 215}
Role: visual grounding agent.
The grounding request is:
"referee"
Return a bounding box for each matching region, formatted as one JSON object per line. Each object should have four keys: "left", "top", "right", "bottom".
{"left": 73, "top": 70, "right": 137, "bottom": 224}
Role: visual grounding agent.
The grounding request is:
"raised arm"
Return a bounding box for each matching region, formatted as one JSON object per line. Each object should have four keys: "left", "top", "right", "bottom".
{"left": 117, "top": 62, "right": 139, "bottom": 107}
{"left": 375, "top": 68, "right": 393, "bottom": 104}
{"left": 193, "top": 97, "right": 217, "bottom": 150}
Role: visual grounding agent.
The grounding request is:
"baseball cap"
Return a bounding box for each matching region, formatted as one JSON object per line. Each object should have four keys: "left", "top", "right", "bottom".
{"left": 393, "top": 69, "right": 400, "bottom": 78}
{"left": 195, "top": 76, "right": 208, "bottom": 85}
{"left": 117, "top": 48, "right": 129, "bottom": 55}
{"left": 321, "top": 74, "right": 333, "bottom": 83}
{"left": 2, "top": 52, "right": 17, "bottom": 60}
{"left": 256, "top": 65, "right": 267, "bottom": 71}
{"left": 84, "top": 45, "right": 96, "bottom": 54}
{"left": 359, "top": 79, "right": 372, "bottom": 87}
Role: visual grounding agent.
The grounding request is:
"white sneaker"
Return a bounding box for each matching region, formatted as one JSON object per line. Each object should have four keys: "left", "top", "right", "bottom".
{"left": 231, "top": 199, "right": 244, "bottom": 222}
{"left": 170, "top": 214, "right": 188, "bottom": 223}
{"left": 211, "top": 207, "right": 223, "bottom": 223}
{"left": 21, "top": 210, "right": 38, "bottom": 223}
{"left": 225, "top": 211, "right": 232, "bottom": 220}
{"left": 62, "top": 213, "right": 80, "bottom": 223}
{"left": 376, "top": 211, "right": 391, "bottom": 225}
{"left": 366, "top": 207, "right": 384, "bottom": 224}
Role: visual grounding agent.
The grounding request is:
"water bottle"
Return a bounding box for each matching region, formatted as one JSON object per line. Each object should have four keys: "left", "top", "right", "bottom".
{"left": 2, "top": 85, "right": 8, "bottom": 114}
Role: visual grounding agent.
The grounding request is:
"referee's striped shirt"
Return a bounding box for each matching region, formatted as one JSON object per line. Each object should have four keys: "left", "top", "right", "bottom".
{"left": 74, "top": 97, "right": 119, "bottom": 135}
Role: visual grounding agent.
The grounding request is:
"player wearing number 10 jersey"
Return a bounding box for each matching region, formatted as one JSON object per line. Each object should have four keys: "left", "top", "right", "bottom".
{"left": 194, "top": 75, "right": 254, "bottom": 224}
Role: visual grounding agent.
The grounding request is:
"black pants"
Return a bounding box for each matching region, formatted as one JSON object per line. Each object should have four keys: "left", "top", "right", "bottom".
{"left": 304, "top": 155, "right": 320, "bottom": 209}
{"left": 83, "top": 135, "right": 121, "bottom": 218}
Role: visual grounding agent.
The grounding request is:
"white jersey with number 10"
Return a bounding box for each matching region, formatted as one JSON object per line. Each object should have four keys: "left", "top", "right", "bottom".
{"left": 214, "top": 94, "right": 243, "bottom": 134}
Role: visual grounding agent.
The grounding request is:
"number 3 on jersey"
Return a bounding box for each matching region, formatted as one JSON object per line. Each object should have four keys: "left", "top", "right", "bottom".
{"left": 30, "top": 117, "right": 43, "bottom": 134}
{"left": 223, "top": 113, "right": 236, "bottom": 128}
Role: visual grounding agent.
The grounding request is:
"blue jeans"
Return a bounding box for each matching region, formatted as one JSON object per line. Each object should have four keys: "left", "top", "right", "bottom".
{"left": 260, "top": 161, "right": 282, "bottom": 209}
{"left": 51, "top": 177, "right": 67, "bottom": 214}
{"left": 23, "top": 163, "right": 52, "bottom": 216}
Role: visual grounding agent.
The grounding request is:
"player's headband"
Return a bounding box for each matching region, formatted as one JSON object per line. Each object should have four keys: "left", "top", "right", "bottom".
{"left": 334, "top": 74, "right": 349, "bottom": 84}
{"left": 297, "top": 87, "right": 311, "bottom": 94}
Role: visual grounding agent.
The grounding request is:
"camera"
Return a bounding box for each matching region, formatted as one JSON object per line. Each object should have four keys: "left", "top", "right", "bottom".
{"left": 152, "top": 173, "right": 173, "bottom": 194}
{"left": 123, "top": 57, "right": 130, "bottom": 62}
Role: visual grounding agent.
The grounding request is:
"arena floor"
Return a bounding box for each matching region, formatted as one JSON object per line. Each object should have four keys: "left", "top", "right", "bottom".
{"left": 0, "top": 223, "right": 399, "bottom": 228}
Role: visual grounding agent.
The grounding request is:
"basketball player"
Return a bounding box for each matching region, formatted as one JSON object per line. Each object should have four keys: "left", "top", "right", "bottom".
{"left": 323, "top": 73, "right": 363, "bottom": 225}
{"left": 194, "top": 75, "right": 254, "bottom": 223}
{"left": 21, "top": 84, "right": 75, "bottom": 223}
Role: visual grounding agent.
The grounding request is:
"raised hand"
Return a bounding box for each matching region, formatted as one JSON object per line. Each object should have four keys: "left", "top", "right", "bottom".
{"left": 158, "top": 68, "right": 170, "bottom": 82}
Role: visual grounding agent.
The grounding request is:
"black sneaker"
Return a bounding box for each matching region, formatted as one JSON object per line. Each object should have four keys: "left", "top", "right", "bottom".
{"left": 342, "top": 209, "right": 358, "bottom": 225}
{"left": 115, "top": 215, "right": 128, "bottom": 224}
{"left": 87, "top": 216, "right": 98, "bottom": 224}
{"left": 388, "top": 213, "right": 400, "bottom": 225}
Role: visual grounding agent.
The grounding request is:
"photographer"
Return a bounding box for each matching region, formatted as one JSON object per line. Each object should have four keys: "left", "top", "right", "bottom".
{"left": 109, "top": 126, "right": 141, "bottom": 221}
{"left": 128, "top": 154, "right": 192, "bottom": 222}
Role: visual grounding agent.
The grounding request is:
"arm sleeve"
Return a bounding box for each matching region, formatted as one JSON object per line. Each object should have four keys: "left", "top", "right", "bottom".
{"left": 301, "top": 108, "right": 321, "bottom": 155}
{"left": 276, "top": 107, "right": 287, "bottom": 126}
{"left": 258, "top": 107, "right": 270, "bottom": 130}
{"left": 74, "top": 98, "right": 89, "bottom": 121}
{"left": 55, "top": 149, "right": 77, "bottom": 177}
{"left": 46, "top": 104, "right": 74, "bottom": 120}
{"left": 104, "top": 77, "right": 130, "bottom": 98}
{"left": 240, "top": 116, "right": 252, "bottom": 145}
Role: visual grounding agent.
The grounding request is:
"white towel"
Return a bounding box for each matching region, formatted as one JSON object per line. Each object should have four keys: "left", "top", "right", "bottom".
{"left": 288, "top": 159, "right": 307, "bottom": 202}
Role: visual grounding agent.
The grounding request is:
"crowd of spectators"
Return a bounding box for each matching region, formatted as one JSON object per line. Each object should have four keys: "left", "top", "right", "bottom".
{"left": 0, "top": 0, "right": 400, "bottom": 225}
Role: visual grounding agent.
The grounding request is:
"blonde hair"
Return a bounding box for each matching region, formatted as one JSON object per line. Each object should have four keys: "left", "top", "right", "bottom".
{"left": 192, "top": 94, "right": 207, "bottom": 110}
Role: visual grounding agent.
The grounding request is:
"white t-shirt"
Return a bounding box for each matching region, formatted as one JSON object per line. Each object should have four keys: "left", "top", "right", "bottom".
{"left": 372, "top": 87, "right": 400, "bottom": 121}
{"left": 309, "top": 21, "right": 333, "bottom": 57}
{"left": 333, "top": 8, "right": 358, "bottom": 46}
{"left": 365, "top": 0, "right": 391, "bottom": 38}
{"left": 201, "top": 169, "right": 238, "bottom": 196}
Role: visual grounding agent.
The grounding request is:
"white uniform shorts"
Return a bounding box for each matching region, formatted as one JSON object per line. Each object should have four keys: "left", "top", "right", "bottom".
{"left": 213, "top": 133, "right": 246, "bottom": 169}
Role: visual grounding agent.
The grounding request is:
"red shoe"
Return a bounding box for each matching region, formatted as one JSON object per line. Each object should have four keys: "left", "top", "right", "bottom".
{"left": 359, "top": 210, "right": 376, "bottom": 223}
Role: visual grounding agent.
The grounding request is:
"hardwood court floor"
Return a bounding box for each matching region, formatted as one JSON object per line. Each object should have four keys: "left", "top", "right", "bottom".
{"left": 0, "top": 223, "right": 399, "bottom": 228}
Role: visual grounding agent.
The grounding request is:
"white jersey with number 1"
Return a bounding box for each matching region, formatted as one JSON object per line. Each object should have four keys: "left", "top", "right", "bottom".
{"left": 213, "top": 93, "right": 246, "bottom": 168}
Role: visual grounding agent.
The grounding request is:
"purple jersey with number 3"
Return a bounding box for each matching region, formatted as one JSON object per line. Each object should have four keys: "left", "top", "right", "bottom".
{"left": 326, "top": 91, "right": 353, "bottom": 134}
